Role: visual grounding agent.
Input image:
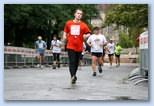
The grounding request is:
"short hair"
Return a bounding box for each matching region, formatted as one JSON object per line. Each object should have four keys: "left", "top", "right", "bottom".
{"left": 53, "top": 35, "right": 57, "bottom": 38}
{"left": 74, "top": 8, "right": 83, "bottom": 13}
{"left": 92, "top": 27, "right": 100, "bottom": 32}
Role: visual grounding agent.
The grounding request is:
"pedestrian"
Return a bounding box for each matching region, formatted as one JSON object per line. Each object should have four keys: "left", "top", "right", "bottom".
{"left": 35, "top": 36, "right": 47, "bottom": 68}
{"left": 115, "top": 43, "right": 122, "bottom": 67}
{"left": 106, "top": 39, "right": 115, "bottom": 68}
{"left": 87, "top": 27, "right": 107, "bottom": 76}
{"left": 62, "top": 8, "right": 91, "bottom": 84}
{"left": 51, "top": 35, "right": 62, "bottom": 69}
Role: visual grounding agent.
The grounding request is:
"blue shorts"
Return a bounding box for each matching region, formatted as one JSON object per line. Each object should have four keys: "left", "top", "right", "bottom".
{"left": 36, "top": 48, "right": 45, "bottom": 56}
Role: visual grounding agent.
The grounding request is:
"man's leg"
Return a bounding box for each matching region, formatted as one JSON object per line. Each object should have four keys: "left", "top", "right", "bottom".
{"left": 111, "top": 54, "right": 113, "bottom": 63}
{"left": 40, "top": 55, "right": 42, "bottom": 65}
{"left": 118, "top": 55, "right": 120, "bottom": 66}
{"left": 74, "top": 52, "right": 81, "bottom": 74}
{"left": 68, "top": 50, "right": 80, "bottom": 84}
{"left": 68, "top": 49, "right": 77, "bottom": 78}
{"left": 78, "top": 54, "right": 83, "bottom": 70}
{"left": 37, "top": 55, "right": 40, "bottom": 67}
{"left": 57, "top": 53, "right": 60, "bottom": 68}
{"left": 40, "top": 53, "right": 44, "bottom": 68}
{"left": 98, "top": 56, "right": 103, "bottom": 73}
{"left": 111, "top": 55, "right": 113, "bottom": 66}
{"left": 92, "top": 55, "right": 97, "bottom": 76}
{"left": 53, "top": 53, "right": 57, "bottom": 69}
{"left": 102, "top": 55, "right": 104, "bottom": 66}
{"left": 108, "top": 55, "right": 112, "bottom": 66}
{"left": 115, "top": 55, "right": 118, "bottom": 65}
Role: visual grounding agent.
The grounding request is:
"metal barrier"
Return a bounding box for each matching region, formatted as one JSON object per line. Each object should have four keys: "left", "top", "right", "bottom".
{"left": 128, "top": 31, "right": 149, "bottom": 85}
{"left": 4, "top": 46, "right": 92, "bottom": 69}
{"left": 139, "top": 31, "right": 149, "bottom": 76}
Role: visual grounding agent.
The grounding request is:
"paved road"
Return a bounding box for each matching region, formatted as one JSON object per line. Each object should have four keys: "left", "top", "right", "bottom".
{"left": 4, "top": 63, "right": 149, "bottom": 100}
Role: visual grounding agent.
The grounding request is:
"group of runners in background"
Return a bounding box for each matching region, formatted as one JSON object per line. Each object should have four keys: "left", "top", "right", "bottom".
{"left": 34, "top": 8, "right": 122, "bottom": 84}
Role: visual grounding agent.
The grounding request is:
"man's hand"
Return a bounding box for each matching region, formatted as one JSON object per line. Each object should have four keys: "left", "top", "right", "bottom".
{"left": 63, "top": 32, "right": 67, "bottom": 40}
{"left": 83, "top": 33, "right": 90, "bottom": 40}
{"left": 61, "top": 32, "right": 67, "bottom": 50}
{"left": 87, "top": 42, "right": 93, "bottom": 48}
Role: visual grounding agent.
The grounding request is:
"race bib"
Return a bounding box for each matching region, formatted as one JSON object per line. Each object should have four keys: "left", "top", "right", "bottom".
{"left": 70, "top": 25, "right": 80, "bottom": 35}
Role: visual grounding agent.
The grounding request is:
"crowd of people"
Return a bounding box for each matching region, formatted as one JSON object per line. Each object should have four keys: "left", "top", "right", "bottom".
{"left": 35, "top": 8, "right": 122, "bottom": 84}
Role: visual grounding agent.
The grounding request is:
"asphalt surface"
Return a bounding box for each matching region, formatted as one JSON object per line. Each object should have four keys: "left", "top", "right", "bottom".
{"left": 4, "top": 63, "right": 149, "bottom": 100}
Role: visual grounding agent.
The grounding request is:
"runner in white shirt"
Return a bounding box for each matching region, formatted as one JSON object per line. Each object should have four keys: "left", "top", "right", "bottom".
{"left": 51, "top": 35, "right": 62, "bottom": 69}
{"left": 87, "top": 27, "right": 107, "bottom": 76}
{"left": 106, "top": 39, "right": 115, "bottom": 67}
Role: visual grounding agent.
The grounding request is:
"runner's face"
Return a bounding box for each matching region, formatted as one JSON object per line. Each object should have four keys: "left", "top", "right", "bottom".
{"left": 94, "top": 30, "right": 99, "bottom": 35}
{"left": 74, "top": 10, "right": 83, "bottom": 20}
{"left": 110, "top": 40, "right": 113, "bottom": 43}
{"left": 53, "top": 37, "right": 57, "bottom": 40}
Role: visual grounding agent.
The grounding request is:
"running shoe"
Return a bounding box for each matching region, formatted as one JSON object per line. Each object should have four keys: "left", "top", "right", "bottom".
{"left": 52, "top": 65, "right": 56, "bottom": 69}
{"left": 98, "top": 66, "right": 102, "bottom": 73}
{"left": 71, "top": 76, "right": 77, "bottom": 84}
{"left": 92, "top": 72, "right": 97, "bottom": 76}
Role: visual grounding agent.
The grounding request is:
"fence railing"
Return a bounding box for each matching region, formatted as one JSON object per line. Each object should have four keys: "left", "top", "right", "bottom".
{"left": 4, "top": 46, "right": 92, "bottom": 69}
{"left": 4, "top": 46, "right": 139, "bottom": 69}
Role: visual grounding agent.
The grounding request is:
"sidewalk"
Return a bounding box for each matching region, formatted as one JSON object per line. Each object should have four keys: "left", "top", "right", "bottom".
{"left": 4, "top": 63, "right": 148, "bottom": 100}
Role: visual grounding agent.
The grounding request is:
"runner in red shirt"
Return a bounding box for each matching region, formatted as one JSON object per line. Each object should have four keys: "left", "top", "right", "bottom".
{"left": 63, "top": 9, "right": 91, "bottom": 84}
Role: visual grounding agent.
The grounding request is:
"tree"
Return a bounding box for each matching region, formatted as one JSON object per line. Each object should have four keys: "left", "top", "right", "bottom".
{"left": 105, "top": 4, "right": 148, "bottom": 47}
{"left": 119, "top": 32, "right": 133, "bottom": 48}
{"left": 105, "top": 4, "right": 148, "bottom": 28}
{"left": 4, "top": 4, "right": 98, "bottom": 48}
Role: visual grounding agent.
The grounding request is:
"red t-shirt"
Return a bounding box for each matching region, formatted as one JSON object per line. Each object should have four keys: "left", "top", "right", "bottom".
{"left": 64, "top": 20, "right": 91, "bottom": 52}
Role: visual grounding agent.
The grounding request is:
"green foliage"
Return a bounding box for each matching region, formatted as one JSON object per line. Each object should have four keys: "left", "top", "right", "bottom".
{"left": 105, "top": 4, "right": 148, "bottom": 47}
{"left": 105, "top": 4, "right": 148, "bottom": 28}
{"left": 119, "top": 32, "right": 133, "bottom": 48}
{"left": 4, "top": 4, "right": 98, "bottom": 48}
